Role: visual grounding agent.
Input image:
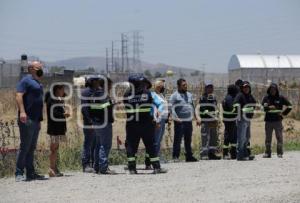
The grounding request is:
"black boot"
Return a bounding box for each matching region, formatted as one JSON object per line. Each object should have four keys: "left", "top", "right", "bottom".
{"left": 208, "top": 151, "right": 221, "bottom": 160}
{"left": 145, "top": 155, "right": 152, "bottom": 170}
{"left": 26, "top": 172, "right": 46, "bottom": 181}
{"left": 230, "top": 146, "right": 237, "bottom": 159}
{"left": 277, "top": 144, "right": 283, "bottom": 157}
{"left": 264, "top": 144, "right": 272, "bottom": 158}
{"left": 185, "top": 154, "right": 198, "bottom": 162}
{"left": 247, "top": 148, "right": 255, "bottom": 160}
{"left": 263, "top": 153, "right": 271, "bottom": 158}
{"left": 152, "top": 161, "right": 167, "bottom": 174}
{"left": 153, "top": 168, "right": 168, "bottom": 174}
{"left": 128, "top": 159, "right": 137, "bottom": 175}
{"left": 223, "top": 146, "right": 230, "bottom": 160}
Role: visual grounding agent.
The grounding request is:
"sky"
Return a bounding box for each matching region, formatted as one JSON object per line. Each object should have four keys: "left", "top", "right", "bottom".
{"left": 0, "top": 0, "right": 300, "bottom": 72}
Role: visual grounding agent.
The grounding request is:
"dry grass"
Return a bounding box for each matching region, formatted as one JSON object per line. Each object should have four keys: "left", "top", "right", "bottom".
{"left": 1, "top": 88, "right": 300, "bottom": 150}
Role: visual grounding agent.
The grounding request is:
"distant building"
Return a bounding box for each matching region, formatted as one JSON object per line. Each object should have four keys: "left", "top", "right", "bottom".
{"left": 42, "top": 70, "right": 75, "bottom": 88}
{"left": 0, "top": 60, "right": 21, "bottom": 88}
{"left": 0, "top": 57, "right": 75, "bottom": 88}
{"left": 228, "top": 55, "right": 300, "bottom": 85}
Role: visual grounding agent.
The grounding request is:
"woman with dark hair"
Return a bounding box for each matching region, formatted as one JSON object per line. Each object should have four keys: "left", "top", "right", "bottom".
{"left": 45, "top": 84, "right": 70, "bottom": 177}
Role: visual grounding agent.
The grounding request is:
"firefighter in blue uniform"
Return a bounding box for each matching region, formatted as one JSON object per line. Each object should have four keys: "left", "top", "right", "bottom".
{"left": 81, "top": 75, "right": 100, "bottom": 173}
{"left": 222, "top": 84, "right": 239, "bottom": 159}
{"left": 90, "top": 77, "right": 116, "bottom": 174}
{"left": 123, "top": 74, "right": 167, "bottom": 174}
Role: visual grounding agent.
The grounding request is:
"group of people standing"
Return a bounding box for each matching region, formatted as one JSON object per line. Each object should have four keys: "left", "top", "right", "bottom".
{"left": 14, "top": 61, "right": 293, "bottom": 181}
{"left": 80, "top": 74, "right": 169, "bottom": 175}
{"left": 197, "top": 79, "right": 292, "bottom": 161}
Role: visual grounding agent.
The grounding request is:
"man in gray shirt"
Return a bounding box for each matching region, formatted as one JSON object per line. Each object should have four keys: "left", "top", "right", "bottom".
{"left": 169, "top": 78, "right": 200, "bottom": 162}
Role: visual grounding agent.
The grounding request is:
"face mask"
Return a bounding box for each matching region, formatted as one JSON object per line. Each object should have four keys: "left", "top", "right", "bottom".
{"left": 160, "top": 87, "right": 165, "bottom": 93}
{"left": 36, "top": 69, "right": 43, "bottom": 77}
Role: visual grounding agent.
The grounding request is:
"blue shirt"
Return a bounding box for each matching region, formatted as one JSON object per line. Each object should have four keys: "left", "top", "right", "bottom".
{"left": 16, "top": 75, "right": 44, "bottom": 121}
{"left": 169, "top": 90, "right": 195, "bottom": 121}
{"left": 151, "top": 92, "right": 168, "bottom": 122}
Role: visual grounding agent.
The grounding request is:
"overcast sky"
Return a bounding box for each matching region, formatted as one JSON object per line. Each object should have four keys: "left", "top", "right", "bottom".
{"left": 1, "top": 0, "right": 300, "bottom": 72}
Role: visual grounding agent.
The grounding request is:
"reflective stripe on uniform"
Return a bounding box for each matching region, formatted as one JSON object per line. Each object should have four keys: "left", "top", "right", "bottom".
{"left": 230, "top": 143, "right": 237, "bottom": 147}
{"left": 233, "top": 104, "right": 240, "bottom": 108}
{"left": 90, "top": 102, "right": 111, "bottom": 110}
{"left": 150, "top": 157, "right": 160, "bottom": 162}
{"left": 242, "top": 107, "right": 254, "bottom": 113}
{"left": 223, "top": 110, "right": 238, "bottom": 115}
{"left": 223, "top": 145, "right": 230, "bottom": 149}
{"left": 268, "top": 109, "right": 282, "bottom": 113}
{"left": 200, "top": 110, "right": 218, "bottom": 115}
{"left": 145, "top": 153, "right": 150, "bottom": 158}
{"left": 199, "top": 109, "right": 209, "bottom": 115}
{"left": 287, "top": 106, "right": 293, "bottom": 109}
{"left": 128, "top": 157, "right": 136, "bottom": 162}
{"left": 125, "top": 108, "right": 152, "bottom": 113}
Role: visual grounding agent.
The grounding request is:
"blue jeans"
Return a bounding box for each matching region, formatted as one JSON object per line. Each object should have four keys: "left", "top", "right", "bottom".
{"left": 173, "top": 121, "right": 193, "bottom": 158}
{"left": 236, "top": 118, "right": 251, "bottom": 159}
{"left": 16, "top": 119, "right": 40, "bottom": 176}
{"left": 93, "top": 123, "right": 113, "bottom": 173}
{"left": 81, "top": 128, "right": 96, "bottom": 168}
{"left": 153, "top": 119, "right": 166, "bottom": 155}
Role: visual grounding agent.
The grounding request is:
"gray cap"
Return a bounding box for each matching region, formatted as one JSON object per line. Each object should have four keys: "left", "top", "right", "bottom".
{"left": 205, "top": 80, "right": 213, "bottom": 87}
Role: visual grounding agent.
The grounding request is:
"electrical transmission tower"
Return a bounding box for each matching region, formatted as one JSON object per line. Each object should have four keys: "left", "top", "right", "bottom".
{"left": 132, "top": 31, "right": 143, "bottom": 72}
{"left": 121, "top": 33, "right": 129, "bottom": 72}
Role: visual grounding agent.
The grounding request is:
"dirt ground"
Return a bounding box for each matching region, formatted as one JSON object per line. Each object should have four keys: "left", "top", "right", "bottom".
{"left": 0, "top": 152, "right": 299, "bottom": 203}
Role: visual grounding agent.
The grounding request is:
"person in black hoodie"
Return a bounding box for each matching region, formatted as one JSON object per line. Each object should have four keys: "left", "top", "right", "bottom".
{"left": 222, "top": 84, "right": 239, "bottom": 159}
{"left": 199, "top": 81, "right": 221, "bottom": 160}
{"left": 233, "top": 81, "right": 256, "bottom": 161}
{"left": 262, "top": 83, "right": 292, "bottom": 158}
{"left": 235, "top": 79, "right": 243, "bottom": 91}
{"left": 45, "top": 84, "right": 70, "bottom": 177}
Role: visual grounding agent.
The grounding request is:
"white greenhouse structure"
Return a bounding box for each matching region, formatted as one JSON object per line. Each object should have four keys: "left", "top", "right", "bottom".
{"left": 228, "top": 54, "right": 300, "bottom": 85}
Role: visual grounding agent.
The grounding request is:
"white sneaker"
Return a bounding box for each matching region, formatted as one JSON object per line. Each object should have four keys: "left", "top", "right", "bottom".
{"left": 15, "top": 174, "right": 26, "bottom": 182}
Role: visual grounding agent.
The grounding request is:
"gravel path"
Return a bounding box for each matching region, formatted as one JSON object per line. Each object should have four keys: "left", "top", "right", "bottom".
{"left": 1, "top": 152, "right": 300, "bottom": 203}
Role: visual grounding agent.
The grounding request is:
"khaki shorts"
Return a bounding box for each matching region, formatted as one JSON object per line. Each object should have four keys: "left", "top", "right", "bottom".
{"left": 49, "top": 135, "right": 67, "bottom": 144}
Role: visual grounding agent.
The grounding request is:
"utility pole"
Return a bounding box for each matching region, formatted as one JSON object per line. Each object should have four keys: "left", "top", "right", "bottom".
{"left": 121, "top": 33, "right": 129, "bottom": 72}
{"left": 121, "top": 33, "right": 125, "bottom": 73}
{"left": 125, "top": 35, "right": 129, "bottom": 72}
{"left": 201, "top": 63, "right": 206, "bottom": 82}
{"left": 111, "top": 41, "right": 114, "bottom": 72}
{"left": 105, "top": 48, "right": 109, "bottom": 74}
{"left": 116, "top": 49, "right": 120, "bottom": 72}
{"left": 132, "top": 30, "right": 143, "bottom": 72}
